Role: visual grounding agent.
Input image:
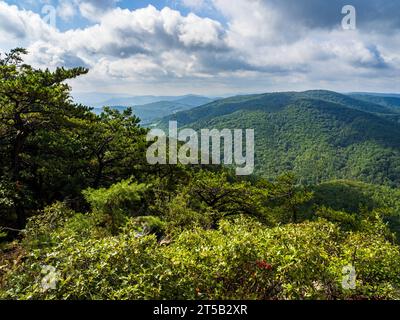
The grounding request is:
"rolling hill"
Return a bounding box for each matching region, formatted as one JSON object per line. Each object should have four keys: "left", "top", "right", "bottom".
{"left": 93, "top": 95, "right": 215, "bottom": 125}
{"left": 157, "top": 90, "right": 400, "bottom": 186}
{"left": 349, "top": 94, "right": 400, "bottom": 110}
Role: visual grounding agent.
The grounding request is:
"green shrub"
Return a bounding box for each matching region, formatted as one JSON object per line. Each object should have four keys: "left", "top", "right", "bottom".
{"left": 83, "top": 179, "right": 148, "bottom": 233}
{"left": 24, "top": 202, "right": 76, "bottom": 248}
{"left": 2, "top": 216, "right": 400, "bottom": 300}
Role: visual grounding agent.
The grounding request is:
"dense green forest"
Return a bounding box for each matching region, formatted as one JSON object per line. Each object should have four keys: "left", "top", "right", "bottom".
{"left": 1, "top": 49, "right": 400, "bottom": 300}
{"left": 349, "top": 94, "right": 400, "bottom": 110}
{"left": 160, "top": 90, "right": 400, "bottom": 187}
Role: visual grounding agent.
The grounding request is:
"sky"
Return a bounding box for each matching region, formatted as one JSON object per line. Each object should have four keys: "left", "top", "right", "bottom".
{"left": 0, "top": 0, "right": 399, "bottom": 100}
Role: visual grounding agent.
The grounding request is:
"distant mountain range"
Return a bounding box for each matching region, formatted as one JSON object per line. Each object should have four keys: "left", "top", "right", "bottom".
{"left": 349, "top": 92, "right": 400, "bottom": 99}
{"left": 156, "top": 90, "right": 400, "bottom": 186}
{"left": 81, "top": 90, "right": 400, "bottom": 128}
{"left": 74, "top": 93, "right": 215, "bottom": 108}
{"left": 91, "top": 95, "right": 215, "bottom": 125}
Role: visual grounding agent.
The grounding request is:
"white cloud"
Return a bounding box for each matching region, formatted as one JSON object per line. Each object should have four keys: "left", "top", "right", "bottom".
{"left": 77, "top": 0, "right": 119, "bottom": 21}
{"left": 57, "top": 0, "right": 76, "bottom": 22}
{"left": 178, "top": 13, "right": 224, "bottom": 48}
{"left": 0, "top": 0, "right": 399, "bottom": 96}
{"left": 0, "top": 1, "right": 56, "bottom": 48}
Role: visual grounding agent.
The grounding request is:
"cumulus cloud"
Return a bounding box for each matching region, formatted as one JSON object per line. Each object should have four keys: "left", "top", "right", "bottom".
{"left": 76, "top": 0, "right": 119, "bottom": 21}
{"left": 22, "top": 5, "right": 229, "bottom": 73}
{"left": 185, "top": 0, "right": 400, "bottom": 33}
{"left": 0, "top": 0, "right": 399, "bottom": 95}
{"left": 0, "top": 2, "right": 55, "bottom": 42}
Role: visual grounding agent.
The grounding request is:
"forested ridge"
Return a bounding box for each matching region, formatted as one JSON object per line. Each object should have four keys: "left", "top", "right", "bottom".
{"left": 160, "top": 90, "right": 400, "bottom": 187}
{"left": 1, "top": 49, "right": 400, "bottom": 300}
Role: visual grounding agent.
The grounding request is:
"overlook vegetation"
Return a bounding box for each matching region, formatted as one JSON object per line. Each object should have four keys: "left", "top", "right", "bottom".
{"left": 1, "top": 49, "right": 400, "bottom": 300}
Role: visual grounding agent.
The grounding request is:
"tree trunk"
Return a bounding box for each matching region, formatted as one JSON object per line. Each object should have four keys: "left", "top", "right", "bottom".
{"left": 93, "top": 159, "right": 104, "bottom": 188}
{"left": 12, "top": 113, "right": 27, "bottom": 229}
{"left": 15, "top": 201, "right": 26, "bottom": 229}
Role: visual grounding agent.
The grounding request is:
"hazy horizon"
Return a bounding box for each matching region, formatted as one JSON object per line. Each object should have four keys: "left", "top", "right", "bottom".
{"left": 74, "top": 89, "right": 400, "bottom": 107}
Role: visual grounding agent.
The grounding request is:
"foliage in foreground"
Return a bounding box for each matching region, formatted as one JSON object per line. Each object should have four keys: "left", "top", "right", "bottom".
{"left": 1, "top": 216, "right": 399, "bottom": 300}
{"left": 1, "top": 180, "right": 400, "bottom": 300}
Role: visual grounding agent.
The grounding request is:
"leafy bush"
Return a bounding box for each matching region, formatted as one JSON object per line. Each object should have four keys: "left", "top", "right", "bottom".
{"left": 2, "top": 215, "right": 400, "bottom": 300}
{"left": 83, "top": 179, "right": 148, "bottom": 233}
{"left": 24, "top": 202, "right": 76, "bottom": 248}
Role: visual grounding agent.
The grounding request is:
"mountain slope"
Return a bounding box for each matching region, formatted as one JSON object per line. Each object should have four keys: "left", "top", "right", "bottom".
{"left": 157, "top": 91, "right": 400, "bottom": 186}
{"left": 348, "top": 94, "right": 400, "bottom": 124}
{"left": 173, "top": 95, "right": 215, "bottom": 107}
{"left": 158, "top": 90, "right": 399, "bottom": 127}
{"left": 300, "top": 90, "right": 397, "bottom": 114}
{"left": 349, "top": 94, "right": 400, "bottom": 109}
{"left": 131, "top": 101, "right": 194, "bottom": 124}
